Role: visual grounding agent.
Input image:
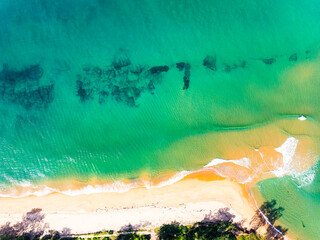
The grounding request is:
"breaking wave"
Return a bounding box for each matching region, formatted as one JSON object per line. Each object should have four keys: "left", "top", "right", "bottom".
{"left": 0, "top": 136, "right": 317, "bottom": 198}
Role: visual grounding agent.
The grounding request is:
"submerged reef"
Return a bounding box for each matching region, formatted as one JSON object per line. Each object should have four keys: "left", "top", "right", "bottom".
{"left": 203, "top": 55, "right": 247, "bottom": 73}
{"left": 175, "top": 62, "right": 191, "bottom": 90}
{"left": 176, "top": 62, "right": 185, "bottom": 72}
{"left": 75, "top": 48, "right": 311, "bottom": 105}
{"left": 76, "top": 53, "right": 171, "bottom": 107}
{"left": 262, "top": 58, "right": 275, "bottom": 65}
{"left": 224, "top": 61, "right": 246, "bottom": 73}
{"left": 289, "top": 53, "right": 298, "bottom": 62}
{"left": 203, "top": 55, "right": 217, "bottom": 71}
{"left": 0, "top": 48, "right": 306, "bottom": 110}
{"left": 0, "top": 64, "right": 54, "bottom": 109}
{"left": 183, "top": 63, "right": 191, "bottom": 90}
{"left": 149, "top": 66, "right": 169, "bottom": 74}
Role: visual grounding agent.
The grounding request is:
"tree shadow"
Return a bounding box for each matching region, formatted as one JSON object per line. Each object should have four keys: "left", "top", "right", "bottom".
{"left": 250, "top": 200, "right": 288, "bottom": 240}
{"left": 202, "top": 207, "right": 236, "bottom": 223}
{"left": 0, "top": 208, "right": 48, "bottom": 239}
{"left": 117, "top": 224, "right": 151, "bottom": 240}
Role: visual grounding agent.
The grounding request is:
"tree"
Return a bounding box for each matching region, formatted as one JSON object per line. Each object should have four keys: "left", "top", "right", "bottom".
{"left": 0, "top": 208, "right": 47, "bottom": 240}
{"left": 186, "top": 221, "right": 237, "bottom": 240}
{"left": 158, "top": 222, "right": 186, "bottom": 240}
{"left": 250, "top": 200, "right": 288, "bottom": 240}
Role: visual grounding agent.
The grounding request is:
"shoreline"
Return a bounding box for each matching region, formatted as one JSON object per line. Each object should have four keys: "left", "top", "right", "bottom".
{"left": 0, "top": 177, "right": 256, "bottom": 234}
{"left": 0, "top": 133, "right": 317, "bottom": 239}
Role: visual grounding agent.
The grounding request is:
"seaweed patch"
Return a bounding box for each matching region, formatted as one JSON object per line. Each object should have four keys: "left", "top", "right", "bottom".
{"left": 0, "top": 64, "right": 54, "bottom": 109}
{"left": 75, "top": 53, "right": 170, "bottom": 107}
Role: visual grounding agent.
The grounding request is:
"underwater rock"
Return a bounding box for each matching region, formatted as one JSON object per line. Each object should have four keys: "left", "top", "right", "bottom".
{"left": 83, "top": 66, "right": 102, "bottom": 81}
{"left": 183, "top": 63, "right": 191, "bottom": 90}
{"left": 126, "top": 96, "right": 135, "bottom": 107}
{"left": 130, "top": 65, "right": 145, "bottom": 75}
{"left": 149, "top": 65, "right": 169, "bottom": 74}
{"left": 0, "top": 84, "right": 5, "bottom": 99}
{"left": 112, "top": 51, "right": 131, "bottom": 69}
{"left": 102, "top": 68, "right": 116, "bottom": 81}
{"left": 240, "top": 61, "right": 246, "bottom": 68}
{"left": 76, "top": 80, "right": 94, "bottom": 102}
{"left": 262, "top": 58, "right": 275, "bottom": 65}
{"left": 225, "top": 65, "right": 232, "bottom": 73}
{"left": 132, "top": 87, "right": 141, "bottom": 99}
{"left": 9, "top": 84, "right": 54, "bottom": 109}
{"left": 1, "top": 64, "right": 42, "bottom": 85}
{"left": 111, "top": 85, "right": 121, "bottom": 97}
{"left": 78, "top": 87, "right": 94, "bottom": 102}
{"left": 38, "top": 84, "right": 54, "bottom": 103}
{"left": 3, "top": 87, "right": 15, "bottom": 102}
{"left": 289, "top": 53, "right": 298, "bottom": 62}
{"left": 147, "top": 80, "right": 155, "bottom": 91}
{"left": 98, "top": 90, "right": 109, "bottom": 104}
{"left": 82, "top": 66, "right": 91, "bottom": 72}
{"left": 176, "top": 62, "right": 185, "bottom": 71}
{"left": 91, "top": 67, "right": 102, "bottom": 78}
{"left": 224, "top": 63, "right": 241, "bottom": 73}
{"left": 203, "top": 55, "right": 217, "bottom": 71}
{"left": 2, "top": 64, "right": 43, "bottom": 83}
{"left": 29, "top": 89, "right": 42, "bottom": 104}
{"left": 25, "top": 64, "right": 44, "bottom": 80}
{"left": 76, "top": 54, "right": 169, "bottom": 106}
{"left": 122, "top": 87, "right": 139, "bottom": 106}
{"left": 0, "top": 64, "right": 54, "bottom": 109}
{"left": 305, "top": 50, "right": 311, "bottom": 59}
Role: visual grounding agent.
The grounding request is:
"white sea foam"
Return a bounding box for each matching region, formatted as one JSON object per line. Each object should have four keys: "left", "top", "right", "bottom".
{"left": 204, "top": 157, "right": 251, "bottom": 169}
{"left": 239, "top": 176, "right": 253, "bottom": 184}
{"left": 272, "top": 137, "right": 299, "bottom": 177}
{"left": 0, "top": 186, "right": 55, "bottom": 198}
{"left": 292, "top": 165, "right": 317, "bottom": 188}
{"left": 0, "top": 136, "right": 308, "bottom": 198}
{"left": 15, "top": 180, "right": 33, "bottom": 187}
{"left": 298, "top": 115, "right": 307, "bottom": 121}
{"left": 21, "top": 187, "right": 55, "bottom": 197}
{"left": 144, "top": 170, "right": 191, "bottom": 189}
{"left": 60, "top": 181, "right": 139, "bottom": 196}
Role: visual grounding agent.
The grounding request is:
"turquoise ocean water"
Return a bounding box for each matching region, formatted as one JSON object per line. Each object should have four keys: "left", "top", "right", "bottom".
{"left": 256, "top": 161, "right": 320, "bottom": 240}
{"left": 1, "top": 0, "right": 320, "bottom": 238}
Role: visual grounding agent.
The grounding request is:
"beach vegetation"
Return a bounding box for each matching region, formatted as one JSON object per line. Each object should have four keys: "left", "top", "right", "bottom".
{"left": 250, "top": 200, "right": 288, "bottom": 239}
{"left": 116, "top": 233, "right": 151, "bottom": 240}
{"left": 0, "top": 208, "right": 47, "bottom": 240}
{"left": 0, "top": 203, "right": 287, "bottom": 240}
{"left": 157, "top": 221, "right": 186, "bottom": 240}
{"left": 237, "top": 233, "right": 265, "bottom": 240}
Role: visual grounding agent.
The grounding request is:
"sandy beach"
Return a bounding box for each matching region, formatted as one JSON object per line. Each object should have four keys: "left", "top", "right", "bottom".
{"left": 0, "top": 177, "right": 255, "bottom": 234}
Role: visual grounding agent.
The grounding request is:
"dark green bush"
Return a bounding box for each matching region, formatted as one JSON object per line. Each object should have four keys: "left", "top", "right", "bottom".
{"left": 116, "top": 233, "right": 150, "bottom": 240}
{"left": 186, "top": 221, "right": 238, "bottom": 240}
{"left": 158, "top": 222, "right": 187, "bottom": 240}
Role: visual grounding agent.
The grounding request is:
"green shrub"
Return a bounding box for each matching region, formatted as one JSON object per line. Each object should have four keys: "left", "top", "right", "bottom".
{"left": 158, "top": 222, "right": 186, "bottom": 240}
{"left": 237, "top": 233, "right": 265, "bottom": 240}
{"left": 186, "top": 221, "right": 238, "bottom": 240}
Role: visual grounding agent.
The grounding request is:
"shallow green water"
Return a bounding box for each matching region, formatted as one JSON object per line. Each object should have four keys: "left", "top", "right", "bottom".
{"left": 0, "top": 0, "right": 320, "bottom": 209}
{"left": 256, "top": 161, "right": 320, "bottom": 240}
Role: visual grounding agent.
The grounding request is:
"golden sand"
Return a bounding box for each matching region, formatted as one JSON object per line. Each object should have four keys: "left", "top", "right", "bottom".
{"left": 0, "top": 178, "right": 256, "bottom": 234}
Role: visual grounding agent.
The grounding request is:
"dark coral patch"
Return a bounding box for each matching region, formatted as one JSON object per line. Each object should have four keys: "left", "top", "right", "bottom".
{"left": 0, "top": 64, "right": 54, "bottom": 109}
{"left": 262, "top": 58, "right": 275, "bottom": 65}
{"left": 289, "top": 53, "right": 298, "bottom": 62}
{"left": 203, "top": 55, "right": 217, "bottom": 71}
